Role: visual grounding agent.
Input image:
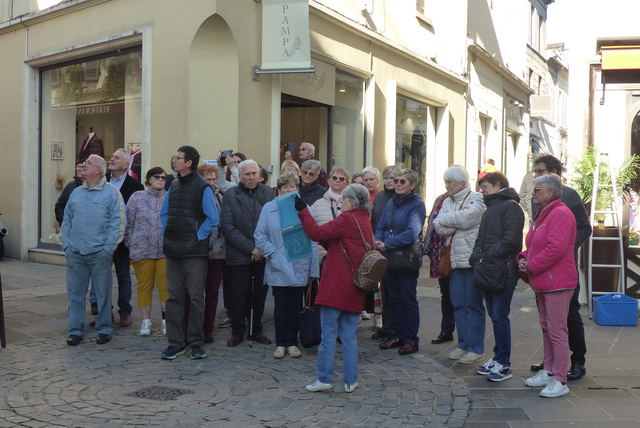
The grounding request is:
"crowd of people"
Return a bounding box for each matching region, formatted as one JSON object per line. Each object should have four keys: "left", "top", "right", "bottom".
{"left": 56, "top": 145, "right": 590, "bottom": 398}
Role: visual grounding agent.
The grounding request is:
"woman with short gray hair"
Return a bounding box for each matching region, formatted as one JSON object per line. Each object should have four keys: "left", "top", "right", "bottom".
{"left": 299, "top": 160, "right": 326, "bottom": 206}
{"left": 295, "top": 183, "right": 374, "bottom": 393}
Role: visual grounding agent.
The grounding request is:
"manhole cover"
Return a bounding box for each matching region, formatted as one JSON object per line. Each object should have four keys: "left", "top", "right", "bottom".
{"left": 127, "top": 385, "right": 194, "bottom": 401}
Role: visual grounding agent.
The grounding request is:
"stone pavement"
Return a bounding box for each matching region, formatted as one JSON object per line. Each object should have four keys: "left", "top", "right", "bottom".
{"left": 1, "top": 257, "right": 640, "bottom": 426}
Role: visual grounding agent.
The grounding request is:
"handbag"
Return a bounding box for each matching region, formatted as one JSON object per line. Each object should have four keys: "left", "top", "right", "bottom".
{"left": 299, "top": 279, "right": 322, "bottom": 348}
{"left": 340, "top": 215, "right": 388, "bottom": 292}
{"left": 386, "top": 241, "right": 422, "bottom": 273}
{"left": 472, "top": 256, "right": 509, "bottom": 292}
{"left": 437, "top": 242, "right": 453, "bottom": 278}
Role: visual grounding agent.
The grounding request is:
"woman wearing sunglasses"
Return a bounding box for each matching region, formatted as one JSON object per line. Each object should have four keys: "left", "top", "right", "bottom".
{"left": 124, "top": 167, "right": 169, "bottom": 337}
{"left": 311, "top": 168, "right": 350, "bottom": 227}
{"left": 374, "top": 169, "right": 427, "bottom": 355}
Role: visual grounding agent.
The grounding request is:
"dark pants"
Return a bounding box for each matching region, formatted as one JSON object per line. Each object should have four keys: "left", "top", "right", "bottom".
{"left": 438, "top": 277, "right": 456, "bottom": 336}
{"left": 225, "top": 262, "right": 269, "bottom": 337}
{"left": 363, "top": 290, "right": 375, "bottom": 313}
{"left": 165, "top": 256, "right": 207, "bottom": 348}
{"left": 384, "top": 269, "right": 420, "bottom": 342}
{"left": 272, "top": 286, "right": 305, "bottom": 347}
{"left": 568, "top": 284, "right": 587, "bottom": 365}
{"left": 379, "top": 277, "right": 395, "bottom": 336}
{"left": 203, "top": 260, "right": 224, "bottom": 335}
{"left": 112, "top": 244, "right": 133, "bottom": 316}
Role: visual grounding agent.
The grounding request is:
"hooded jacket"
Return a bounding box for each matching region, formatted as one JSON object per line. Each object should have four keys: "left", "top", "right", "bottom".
{"left": 469, "top": 188, "right": 524, "bottom": 278}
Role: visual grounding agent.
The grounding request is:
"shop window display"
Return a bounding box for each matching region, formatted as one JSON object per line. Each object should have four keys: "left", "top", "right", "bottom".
{"left": 333, "top": 71, "right": 365, "bottom": 174}
{"left": 396, "top": 95, "right": 429, "bottom": 196}
{"left": 39, "top": 48, "right": 142, "bottom": 248}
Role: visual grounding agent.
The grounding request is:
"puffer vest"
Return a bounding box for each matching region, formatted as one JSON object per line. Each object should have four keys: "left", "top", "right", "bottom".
{"left": 163, "top": 171, "right": 209, "bottom": 258}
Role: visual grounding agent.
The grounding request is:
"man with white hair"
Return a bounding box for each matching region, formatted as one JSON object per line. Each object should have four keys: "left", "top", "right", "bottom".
{"left": 61, "top": 155, "right": 125, "bottom": 346}
{"left": 287, "top": 142, "right": 328, "bottom": 187}
{"left": 221, "top": 159, "right": 275, "bottom": 347}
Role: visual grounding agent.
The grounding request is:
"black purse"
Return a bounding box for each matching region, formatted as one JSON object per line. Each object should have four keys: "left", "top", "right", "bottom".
{"left": 385, "top": 207, "right": 422, "bottom": 273}
{"left": 299, "top": 279, "right": 322, "bottom": 348}
{"left": 472, "top": 256, "right": 509, "bottom": 292}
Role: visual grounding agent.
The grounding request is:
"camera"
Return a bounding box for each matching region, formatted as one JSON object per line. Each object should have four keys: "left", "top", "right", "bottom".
{"left": 219, "top": 150, "right": 234, "bottom": 167}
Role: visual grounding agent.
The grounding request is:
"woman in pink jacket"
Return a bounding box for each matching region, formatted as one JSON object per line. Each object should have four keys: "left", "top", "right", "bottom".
{"left": 517, "top": 174, "right": 577, "bottom": 399}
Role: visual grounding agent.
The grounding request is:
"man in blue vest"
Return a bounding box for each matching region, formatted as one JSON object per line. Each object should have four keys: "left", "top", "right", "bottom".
{"left": 160, "top": 146, "right": 219, "bottom": 360}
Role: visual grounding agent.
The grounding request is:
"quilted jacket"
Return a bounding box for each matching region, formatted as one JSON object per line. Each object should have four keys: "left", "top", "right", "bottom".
{"left": 517, "top": 198, "right": 577, "bottom": 292}
{"left": 299, "top": 208, "right": 371, "bottom": 313}
{"left": 433, "top": 187, "right": 485, "bottom": 269}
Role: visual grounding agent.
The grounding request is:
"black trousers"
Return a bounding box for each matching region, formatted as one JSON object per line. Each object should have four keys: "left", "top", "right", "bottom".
{"left": 568, "top": 284, "right": 587, "bottom": 365}
{"left": 272, "top": 286, "right": 304, "bottom": 347}
{"left": 224, "top": 262, "right": 269, "bottom": 337}
{"left": 438, "top": 277, "right": 456, "bottom": 336}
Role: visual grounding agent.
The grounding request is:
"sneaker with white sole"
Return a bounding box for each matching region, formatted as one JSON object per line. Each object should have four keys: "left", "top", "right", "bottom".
{"left": 476, "top": 358, "right": 496, "bottom": 375}
{"left": 448, "top": 348, "right": 468, "bottom": 360}
{"left": 287, "top": 346, "right": 301, "bottom": 358}
{"left": 373, "top": 314, "right": 383, "bottom": 330}
{"left": 273, "top": 346, "right": 286, "bottom": 359}
{"left": 305, "top": 379, "right": 333, "bottom": 392}
{"left": 459, "top": 352, "right": 484, "bottom": 364}
{"left": 486, "top": 363, "right": 513, "bottom": 382}
{"left": 344, "top": 381, "right": 359, "bottom": 393}
{"left": 161, "top": 319, "right": 166, "bottom": 335}
{"left": 139, "top": 319, "right": 152, "bottom": 336}
{"left": 525, "top": 370, "right": 553, "bottom": 387}
{"left": 361, "top": 311, "right": 371, "bottom": 320}
{"left": 540, "top": 379, "right": 570, "bottom": 398}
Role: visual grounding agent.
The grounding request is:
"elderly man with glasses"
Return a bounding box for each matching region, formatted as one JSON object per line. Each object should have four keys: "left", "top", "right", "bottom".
{"left": 60, "top": 155, "right": 125, "bottom": 347}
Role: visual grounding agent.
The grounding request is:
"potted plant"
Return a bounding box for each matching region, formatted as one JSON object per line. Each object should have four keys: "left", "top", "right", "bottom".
{"left": 629, "top": 232, "right": 640, "bottom": 246}
{"left": 569, "top": 145, "right": 640, "bottom": 292}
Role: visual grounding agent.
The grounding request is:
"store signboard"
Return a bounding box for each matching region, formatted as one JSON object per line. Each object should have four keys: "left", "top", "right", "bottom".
{"left": 261, "top": 0, "right": 311, "bottom": 70}
{"left": 281, "top": 59, "right": 335, "bottom": 106}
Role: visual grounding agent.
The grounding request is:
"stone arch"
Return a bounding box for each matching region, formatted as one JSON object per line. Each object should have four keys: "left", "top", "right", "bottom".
{"left": 188, "top": 15, "right": 239, "bottom": 152}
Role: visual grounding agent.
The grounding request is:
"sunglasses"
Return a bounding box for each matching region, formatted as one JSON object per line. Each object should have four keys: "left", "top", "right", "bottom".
{"left": 302, "top": 171, "right": 317, "bottom": 176}
{"left": 153, "top": 175, "right": 167, "bottom": 181}
{"left": 393, "top": 178, "right": 409, "bottom": 185}
{"left": 331, "top": 175, "right": 347, "bottom": 182}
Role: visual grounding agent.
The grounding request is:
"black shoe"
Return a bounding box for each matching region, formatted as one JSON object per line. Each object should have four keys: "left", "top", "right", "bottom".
{"left": 66, "top": 335, "right": 82, "bottom": 346}
{"left": 96, "top": 334, "right": 112, "bottom": 345}
{"left": 567, "top": 363, "right": 586, "bottom": 380}
{"left": 431, "top": 333, "right": 454, "bottom": 344}
{"left": 530, "top": 361, "right": 544, "bottom": 372}
{"left": 247, "top": 334, "right": 273, "bottom": 345}
{"left": 371, "top": 331, "right": 393, "bottom": 341}
{"left": 90, "top": 302, "right": 98, "bottom": 315}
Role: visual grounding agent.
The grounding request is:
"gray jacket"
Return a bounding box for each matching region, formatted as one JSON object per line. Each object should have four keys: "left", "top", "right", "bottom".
{"left": 220, "top": 183, "right": 275, "bottom": 265}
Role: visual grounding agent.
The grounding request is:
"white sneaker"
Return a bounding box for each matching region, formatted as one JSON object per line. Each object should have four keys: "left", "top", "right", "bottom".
{"left": 273, "top": 346, "right": 286, "bottom": 359}
{"left": 525, "top": 370, "right": 553, "bottom": 388}
{"left": 540, "top": 379, "right": 570, "bottom": 398}
{"left": 344, "top": 381, "right": 359, "bottom": 393}
{"left": 161, "top": 319, "right": 166, "bottom": 335}
{"left": 139, "top": 319, "right": 151, "bottom": 336}
{"left": 449, "top": 348, "right": 468, "bottom": 360}
{"left": 459, "top": 352, "right": 484, "bottom": 364}
{"left": 361, "top": 311, "right": 371, "bottom": 320}
{"left": 305, "top": 380, "right": 333, "bottom": 392}
{"left": 373, "top": 314, "right": 383, "bottom": 330}
{"left": 287, "top": 346, "right": 302, "bottom": 358}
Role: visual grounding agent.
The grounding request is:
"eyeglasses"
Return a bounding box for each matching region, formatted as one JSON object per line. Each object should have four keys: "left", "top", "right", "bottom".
{"left": 393, "top": 178, "right": 409, "bottom": 185}
{"left": 85, "top": 161, "right": 98, "bottom": 168}
{"left": 302, "top": 171, "right": 317, "bottom": 176}
{"left": 153, "top": 175, "right": 167, "bottom": 181}
{"left": 533, "top": 187, "right": 545, "bottom": 193}
{"left": 331, "top": 175, "right": 346, "bottom": 182}
{"left": 174, "top": 156, "right": 185, "bottom": 161}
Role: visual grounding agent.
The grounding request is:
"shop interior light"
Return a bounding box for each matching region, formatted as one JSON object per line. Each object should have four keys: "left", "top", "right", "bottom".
{"left": 338, "top": 83, "right": 346, "bottom": 93}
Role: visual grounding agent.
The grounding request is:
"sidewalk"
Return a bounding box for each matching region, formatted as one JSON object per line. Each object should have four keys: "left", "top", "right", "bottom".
{"left": 1, "top": 258, "right": 640, "bottom": 426}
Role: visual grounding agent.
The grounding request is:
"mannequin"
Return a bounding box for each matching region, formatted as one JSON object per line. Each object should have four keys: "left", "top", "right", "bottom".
{"left": 78, "top": 127, "right": 104, "bottom": 162}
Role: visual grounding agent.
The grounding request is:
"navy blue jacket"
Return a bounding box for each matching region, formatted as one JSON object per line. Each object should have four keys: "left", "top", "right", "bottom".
{"left": 375, "top": 192, "right": 426, "bottom": 250}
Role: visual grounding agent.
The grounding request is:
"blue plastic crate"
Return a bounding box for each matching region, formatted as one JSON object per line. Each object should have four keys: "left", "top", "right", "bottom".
{"left": 593, "top": 293, "right": 638, "bottom": 326}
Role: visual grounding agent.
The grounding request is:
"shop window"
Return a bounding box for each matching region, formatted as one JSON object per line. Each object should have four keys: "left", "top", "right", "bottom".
{"left": 396, "top": 95, "right": 431, "bottom": 196}
{"left": 333, "top": 71, "right": 365, "bottom": 175}
{"left": 39, "top": 48, "right": 142, "bottom": 249}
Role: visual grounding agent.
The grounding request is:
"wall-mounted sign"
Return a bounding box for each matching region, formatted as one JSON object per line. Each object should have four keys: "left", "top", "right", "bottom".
{"left": 281, "top": 59, "right": 335, "bottom": 106}
{"left": 261, "top": 0, "right": 311, "bottom": 70}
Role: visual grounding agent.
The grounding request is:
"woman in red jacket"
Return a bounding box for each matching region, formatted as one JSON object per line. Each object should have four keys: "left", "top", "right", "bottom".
{"left": 517, "top": 174, "right": 577, "bottom": 399}
{"left": 295, "top": 184, "right": 373, "bottom": 394}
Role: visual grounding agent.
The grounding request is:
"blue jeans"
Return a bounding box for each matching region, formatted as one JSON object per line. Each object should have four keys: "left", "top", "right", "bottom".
{"left": 317, "top": 306, "right": 359, "bottom": 385}
{"left": 66, "top": 249, "right": 113, "bottom": 336}
{"left": 449, "top": 268, "right": 485, "bottom": 354}
{"left": 483, "top": 276, "right": 518, "bottom": 366}
{"left": 383, "top": 270, "right": 420, "bottom": 342}
{"left": 89, "top": 244, "right": 132, "bottom": 315}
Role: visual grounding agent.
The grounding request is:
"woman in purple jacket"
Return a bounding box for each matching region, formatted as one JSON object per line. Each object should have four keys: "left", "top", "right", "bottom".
{"left": 125, "top": 167, "right": 168, "bottom": 337}
{"left": 517, "top": 174, "right": 577, "bottom": 399}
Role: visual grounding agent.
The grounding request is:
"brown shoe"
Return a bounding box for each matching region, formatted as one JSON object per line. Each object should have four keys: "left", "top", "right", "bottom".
{"left": 379, "top": 337, "right": 404, "bottom": 350}
{"left": 398, "top": 340, "right": 419, "bottom": 355}
{"left": 119, "top": 314, "right": 132, "bottom": 327}
{"left": 226, "top": 334, "right": 244, "bottom": 347}
{"left": 247, "top": 334, "right": 272, "bottom": 345}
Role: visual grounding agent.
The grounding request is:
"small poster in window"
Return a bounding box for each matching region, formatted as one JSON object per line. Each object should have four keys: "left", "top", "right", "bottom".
{"left": 51, "top": 141, "right": 64, "bottom": 160}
